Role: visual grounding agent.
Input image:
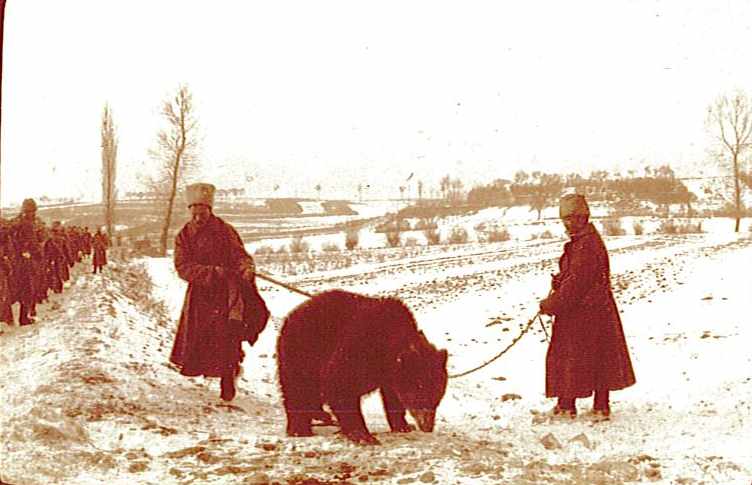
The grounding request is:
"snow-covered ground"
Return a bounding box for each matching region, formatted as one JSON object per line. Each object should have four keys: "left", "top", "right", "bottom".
{"left": 1, "top": 223, "right": 751, "bottom": 484}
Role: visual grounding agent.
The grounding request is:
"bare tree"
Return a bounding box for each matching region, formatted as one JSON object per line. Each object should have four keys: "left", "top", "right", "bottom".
{"left": 439, "top": 175, "right": 451, "bottom": 202}
{"left": 315, "top": 183, "right": 322, "bottom": 200}
{"left": 448, "top": 178, "right": 465, "bottom": 206}
{"left": 151, "top": 85, "right": 200, "bottom": 256}
{"left": 417, "top": 180, "right": 424, "bottom": 202}
{"left": 707, "top": 91, "right": 752, "bottom": 232}
{"left": 530, "top": 173, "right": 563, "bottom": 220}
{"left": 101, "top": 103, "right": 118, "bottom": 238}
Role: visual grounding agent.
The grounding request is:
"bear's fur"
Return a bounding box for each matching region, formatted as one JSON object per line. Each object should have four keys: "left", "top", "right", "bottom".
{"left": 276, "top": 290, "right": 448, "bottom": 445}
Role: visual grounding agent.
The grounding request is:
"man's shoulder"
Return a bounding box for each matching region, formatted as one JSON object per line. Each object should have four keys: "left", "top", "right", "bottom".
{"left": 211, "top": 215, "right": 241, "bottom": 235}
{"left": 568, "top": 224, "right": 599, "bottom": 245}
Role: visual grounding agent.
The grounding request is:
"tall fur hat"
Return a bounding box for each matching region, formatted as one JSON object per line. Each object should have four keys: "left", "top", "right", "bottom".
{"left": 185, "top": 183, "right": 216, "bottom": 208}
{"left": 21, "top": 198, "right": 38, "bottom": 213}
{"left": 559, "top": 193, "right": 590, "bottom": 219}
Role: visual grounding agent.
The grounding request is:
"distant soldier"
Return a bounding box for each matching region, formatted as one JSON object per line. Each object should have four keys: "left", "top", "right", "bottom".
{"left": 33, "top": 224, "right": 51, "bottom": 305}
{"left": 69, "top": 227, "right": 83, "bottom": 264}
{"left": 0, "top": 223, "right": 14, "bottom": 325}
{"left": 45, "top": 222, "right": 66, "bottom": 294}
{"left": 92, "top": 229, "right": 109, "bottom": 274}
{"left": 51, "top": 222, "right": 72, "bottom": 284}
{"left": 82, "top": 227, "right": 92, "bottom": 257}
{"left": 11, "top": 198, "right": 42, "bottom": 325}
{"left": 170, "top": 183, "right": 270, "bottom": 401}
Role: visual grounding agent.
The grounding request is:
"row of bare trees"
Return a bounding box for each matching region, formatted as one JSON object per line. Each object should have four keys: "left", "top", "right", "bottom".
{"left": 100, "top": 85, "right": 200, "bottom": 256}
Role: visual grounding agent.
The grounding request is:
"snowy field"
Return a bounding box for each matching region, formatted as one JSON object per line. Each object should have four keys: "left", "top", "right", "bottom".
{"left": 1, "top": 217, "right": 751, "bottom": 484}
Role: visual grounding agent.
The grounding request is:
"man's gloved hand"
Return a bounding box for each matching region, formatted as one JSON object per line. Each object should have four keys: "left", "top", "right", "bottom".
{"left": 241, "top": 267, "right": 255, "bottom": 281}
{"left": 539, "top": 297, "right": 554, "bottom": 316}
{"left": 551, "top": 273, "right": 562, "bottom": 291}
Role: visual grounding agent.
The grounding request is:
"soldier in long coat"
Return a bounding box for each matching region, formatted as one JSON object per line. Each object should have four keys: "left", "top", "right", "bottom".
{"left": 51, "top": 222, "right": 71, "bottom": 283}
{"left": 0, "top": 225, "right": 14, "bottom": 324}
{"left": 540, "top": 194, "right": 635, "bottom": 420}
{"left": 170, "top": 183, "right": 270, "bottom": 401}
{"left": 92, "top": 229, "right": 109, "bottom": 274}
{"left": 45, "top": 224, "right": 66, "bottom": 294}
{"left": 12, "top": 198, "right": 43, "bottom": 325}
{"left": 82, "top": 227, "right": 92, "bottom": 257}
{"left": 34, "top": 225, "right": 51, "bottom": 304}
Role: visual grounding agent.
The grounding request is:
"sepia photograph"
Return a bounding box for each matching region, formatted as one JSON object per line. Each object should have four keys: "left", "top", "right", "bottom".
{"left": 0, "top": 1, "right": 751, "bottom": 483}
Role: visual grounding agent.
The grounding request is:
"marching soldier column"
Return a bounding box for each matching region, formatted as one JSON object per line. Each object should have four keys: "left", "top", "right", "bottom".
{"left": 0, "top": 198, "right": 106, "bottom": 328}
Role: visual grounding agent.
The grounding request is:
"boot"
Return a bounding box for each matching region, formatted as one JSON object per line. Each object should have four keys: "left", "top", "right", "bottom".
{"left": 220, "top": 367, "right": 238, "bottom": 401}
{"left": 549, "top": 397, "right": 577, "bottom": 420}
{"left": 590, "top": 389, "right": 611, "bottom": 422}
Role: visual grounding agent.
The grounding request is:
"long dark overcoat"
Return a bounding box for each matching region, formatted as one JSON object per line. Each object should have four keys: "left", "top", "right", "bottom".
{"left": 44, "top": 238, "right": 64, "bottom": 293}
{"left": 11, "top": 217, "right": 41, "bottom": 306}
{"left": 92, "top": 233, "right": 108, "bottom": 269}
{"left": 170, "top": 215, "right": 269, "bottom": 378}
{"left": 541, "top": 223, "right": 636, "bottom": 398}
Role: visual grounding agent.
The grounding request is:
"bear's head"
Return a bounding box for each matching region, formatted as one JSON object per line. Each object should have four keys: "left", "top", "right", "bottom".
{"left": 393, "top": 332, "right": 448, "bottom": 432}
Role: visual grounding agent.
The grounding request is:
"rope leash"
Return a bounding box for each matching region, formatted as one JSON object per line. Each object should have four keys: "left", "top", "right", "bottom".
{"left": 255, "top": 272, "right": 314, "bottom": 298}
{"left": 448, "top": 311, "right": 543, "bottom": 379}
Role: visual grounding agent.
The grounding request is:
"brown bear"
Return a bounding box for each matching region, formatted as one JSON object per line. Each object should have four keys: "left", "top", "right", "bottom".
{"left": 277, "top": 289, "right": 448, "bottom": 445}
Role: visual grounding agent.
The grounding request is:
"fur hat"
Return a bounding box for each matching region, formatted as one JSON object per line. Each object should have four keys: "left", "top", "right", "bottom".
{"left": 21, "top": 198, "right": 37, "bottom": 213}
{"left": 185, "top": 183, "right": 216, "bottom": 208}
{"left": 559, "top": 193, "right": 590, "bottom": 219}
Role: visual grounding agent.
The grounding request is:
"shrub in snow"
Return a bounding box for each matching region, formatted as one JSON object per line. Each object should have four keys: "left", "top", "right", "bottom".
{"left": 633, "top": 220, "right": 644, "bottom": 235}
{"left": 682, "top": 220, "right": 703, "bottom": 234}
{"left": 345, "top": 229, "right": 359, "bottom": 250}
{"left": 658, "top": 219, "right": 703, "bottom": 235}
{"left": 658, "top": 219, "right": 678, "bottom": 235}
{"left": 385, "top": 231, "right": 401, "bottom": 248}
{"left": 289, "top": 236, "right": 309, "bottom": 254}
{"left": 602, "top": 218, "right": 626, "bottom": 236}
{"left": 424, "top": 228, "right": 441, "bottom": 246}
{"left": 254, "top": 245, "right": 275, "bottom": 256}
{"left": 538, "top": 230, "right": 555, "bottom": 239}
{"left": 321, "top": 242, "right": 340, "bottom": 252}
{"left": 448, "top": 226, "right": 469, "bottom": 244}
{"left": 487, "top": 226, "right": 511, "bottom": 242}
{"left": 404, "top": 237, "right": 419, "bottom": 247}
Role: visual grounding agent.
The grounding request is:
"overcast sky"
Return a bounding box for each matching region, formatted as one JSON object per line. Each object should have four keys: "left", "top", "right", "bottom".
{"left": 2, "top": 0, "right": 751, "bottom": 205}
